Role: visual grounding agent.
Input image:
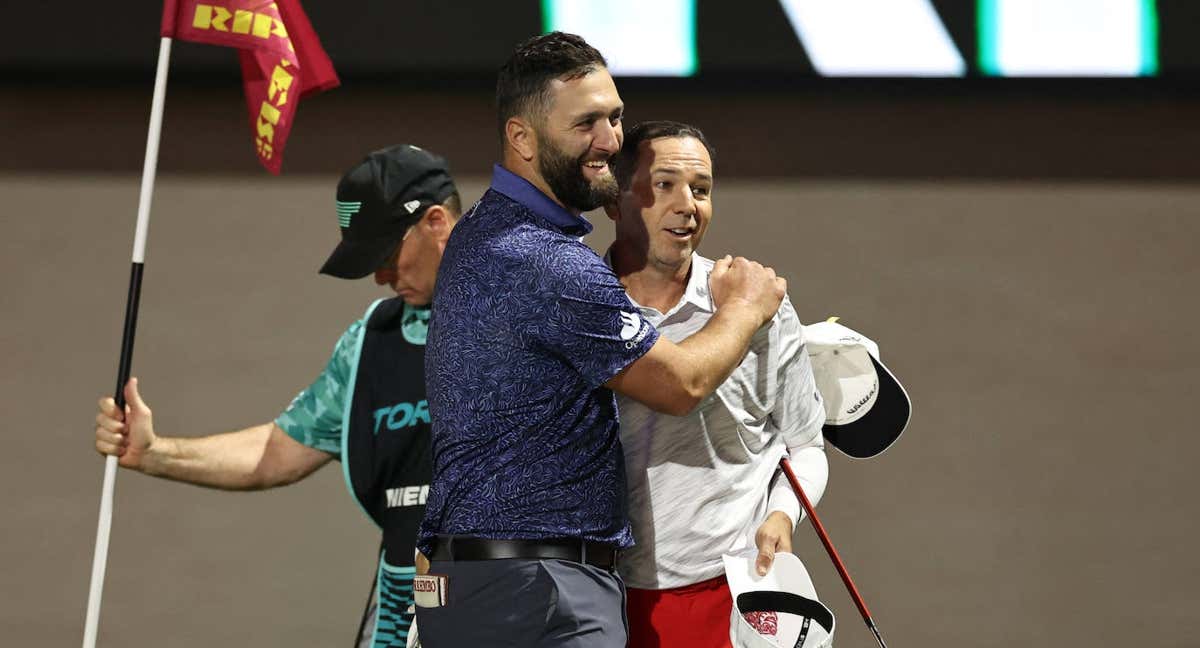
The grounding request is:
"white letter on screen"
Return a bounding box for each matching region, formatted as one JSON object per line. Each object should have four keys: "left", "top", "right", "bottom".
{"left": 778, "top": 0, "right": 966, "bottom": 76}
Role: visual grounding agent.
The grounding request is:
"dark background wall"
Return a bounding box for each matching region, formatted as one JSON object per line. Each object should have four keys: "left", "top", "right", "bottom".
{"left": 2, "top": 3, "right": 1200, "bottom": 647}
{"left": 6, "top": 81, "right": 1200, "bottom": 180}
{"left": 3, "top": 174, "right": 1197, "bottom": 648}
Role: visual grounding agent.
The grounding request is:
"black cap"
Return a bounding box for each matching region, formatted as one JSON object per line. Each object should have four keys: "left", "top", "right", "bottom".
{"left": 319, "top": 144, "right": 457, "bottom": 279}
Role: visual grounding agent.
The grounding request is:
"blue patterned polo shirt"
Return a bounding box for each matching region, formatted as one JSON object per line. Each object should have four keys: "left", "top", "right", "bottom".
{"left": 417, "top": 165, "right": 659, "bottom": 555}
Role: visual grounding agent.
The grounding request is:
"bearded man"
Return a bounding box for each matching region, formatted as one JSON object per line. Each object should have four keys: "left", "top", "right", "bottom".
{"left": 415, "top": 32, "right": 789, "bottom": 648}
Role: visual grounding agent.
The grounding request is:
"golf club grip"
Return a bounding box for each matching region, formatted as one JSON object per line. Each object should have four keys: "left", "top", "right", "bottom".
{"left": 779, "top": 458, "right": 876, "bottom": 625}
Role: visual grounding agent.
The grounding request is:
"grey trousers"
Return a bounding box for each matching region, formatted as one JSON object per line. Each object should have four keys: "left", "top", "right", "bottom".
{"left": 415, "top": 558, "right": 627, "bottom": 648}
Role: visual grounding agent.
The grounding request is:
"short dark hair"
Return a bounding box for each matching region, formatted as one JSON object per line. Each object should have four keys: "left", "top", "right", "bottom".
{"left": 496, "top": 32, "right": 608, "bottom": 138}
{"left": 613, "top": 120, "right": 716, "bottom": 188}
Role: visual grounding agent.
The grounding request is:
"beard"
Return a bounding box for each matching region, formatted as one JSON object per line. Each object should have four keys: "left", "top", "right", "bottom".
{"left": 536, "top": 133, "right": 618, "bottom": 212}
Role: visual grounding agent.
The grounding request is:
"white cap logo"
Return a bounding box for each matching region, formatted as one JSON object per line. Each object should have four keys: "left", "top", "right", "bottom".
{"left": 403, "top": 199, "right": 421, "bottom": 214}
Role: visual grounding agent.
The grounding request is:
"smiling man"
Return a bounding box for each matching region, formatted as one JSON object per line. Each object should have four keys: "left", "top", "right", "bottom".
{"left": 605, "top": 121, "right": 829, "bottom": 648}
{"left": 417, "top": 33, "right": 791, "bottom": 647}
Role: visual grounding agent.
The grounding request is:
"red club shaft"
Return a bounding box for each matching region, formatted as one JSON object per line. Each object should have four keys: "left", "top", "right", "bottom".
{"left": 779, "top": 458, "right": 888, "bottom": 648}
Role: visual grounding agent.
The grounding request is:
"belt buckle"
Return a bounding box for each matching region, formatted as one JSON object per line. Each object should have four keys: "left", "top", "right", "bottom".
{"left": 583, "top": 540, "right": 617, "bottom": 572}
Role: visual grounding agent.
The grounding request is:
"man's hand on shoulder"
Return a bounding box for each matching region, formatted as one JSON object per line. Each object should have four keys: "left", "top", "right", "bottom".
{"left": 709, "top": 255, "right": 786, "bottom": 326}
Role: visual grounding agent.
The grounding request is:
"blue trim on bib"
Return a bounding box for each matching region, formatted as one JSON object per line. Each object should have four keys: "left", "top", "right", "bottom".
{"left": 342, "top": 297, "right": 386, "bottom": 528}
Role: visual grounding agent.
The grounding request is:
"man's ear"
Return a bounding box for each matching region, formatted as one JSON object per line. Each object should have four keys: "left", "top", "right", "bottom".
{"left": 421, "top": 205, "right": 452, "bottom": 241}
{"left": 506, "top": 116, "right": 537, "bottom": 162}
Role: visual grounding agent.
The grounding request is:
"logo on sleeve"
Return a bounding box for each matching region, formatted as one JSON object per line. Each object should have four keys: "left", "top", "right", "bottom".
{"left": 619, "top": 311, "right": 651, "bottom": 349}
{"left": 619, "top": 311, "right": 642, "bottom": 341}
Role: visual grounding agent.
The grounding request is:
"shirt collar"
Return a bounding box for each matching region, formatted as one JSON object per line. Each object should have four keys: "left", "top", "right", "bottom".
{"left": 679, "top": 253, "right": 714, "bottom": 312}
{"left": 489, "top": 164, "right": 593, "bottom": 236}
{"left": 603, "top": 250, "right": 714, "bottom": 315}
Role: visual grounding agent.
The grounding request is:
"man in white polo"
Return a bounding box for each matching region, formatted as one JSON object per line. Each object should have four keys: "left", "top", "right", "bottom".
{"left": 605, "top": 120, "right": 829, "bottom": 648}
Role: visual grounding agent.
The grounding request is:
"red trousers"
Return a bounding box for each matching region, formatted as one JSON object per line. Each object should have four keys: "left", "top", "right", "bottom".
{"left": 626, "top": 576, "right": 733, "bottom": 648}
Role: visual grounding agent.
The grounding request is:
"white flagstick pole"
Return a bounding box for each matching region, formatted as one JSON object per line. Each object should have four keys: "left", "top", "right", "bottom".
{"left": 82, "top": 36, "right": 173, "bottom": 648}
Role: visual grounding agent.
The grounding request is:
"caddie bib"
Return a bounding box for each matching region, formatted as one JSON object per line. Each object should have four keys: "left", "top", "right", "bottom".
{"left": 342, "top": 297, "right": 432, "bottom": 647}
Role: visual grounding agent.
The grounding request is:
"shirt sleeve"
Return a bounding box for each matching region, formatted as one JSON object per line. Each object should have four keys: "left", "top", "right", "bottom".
{"left": 765, "top": 296, "right": 829, "bottom": 526}
{"left": 527, "top": 240, "right": 659, "bottom": 388}
{"left": 767, "top": 445, "right": 829, "bottom": 527}
{"left": 274, "top": 319, "right": 365, "bottom": 459}
{"left": 770, "top": 296, "right": 827, "bottom": 448}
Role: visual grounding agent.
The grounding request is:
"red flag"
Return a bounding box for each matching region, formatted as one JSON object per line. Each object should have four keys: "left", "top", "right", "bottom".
{"left": 161, "top": 0, "right": 339, "bottom": 174}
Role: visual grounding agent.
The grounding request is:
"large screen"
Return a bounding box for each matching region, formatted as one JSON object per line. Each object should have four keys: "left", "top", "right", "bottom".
{"left": 547, "top": 0, "right": 1160, "bottom": 77}
{"left": 4, "top": 1, "right": 1197, "bottom": 80}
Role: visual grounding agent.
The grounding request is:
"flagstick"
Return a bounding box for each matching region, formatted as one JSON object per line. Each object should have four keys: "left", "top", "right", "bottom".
{"left": 82, "top": 36, "right": 173, "bottom": 648}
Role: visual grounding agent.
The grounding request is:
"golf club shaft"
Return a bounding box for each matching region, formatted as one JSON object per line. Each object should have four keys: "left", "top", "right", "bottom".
{"left": 779, "top": 458, "right": 888, "bottom": 648}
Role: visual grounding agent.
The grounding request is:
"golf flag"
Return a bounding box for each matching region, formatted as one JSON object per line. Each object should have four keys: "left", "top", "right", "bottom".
{"left": 160, "top": 0, "right": 339, "bottom": 173}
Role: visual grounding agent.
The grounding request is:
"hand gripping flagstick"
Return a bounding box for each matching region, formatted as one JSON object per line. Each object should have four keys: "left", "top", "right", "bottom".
{"left": 780, "top": 457, "right": 890, "bottom": 648}
{"left": 82, "top": 36, "right": 173, "bottom": 648}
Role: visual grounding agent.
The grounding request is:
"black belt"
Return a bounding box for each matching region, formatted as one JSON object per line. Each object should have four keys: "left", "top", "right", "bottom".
{"left": 431, "top": 536, "right": 619, "bottom": 571}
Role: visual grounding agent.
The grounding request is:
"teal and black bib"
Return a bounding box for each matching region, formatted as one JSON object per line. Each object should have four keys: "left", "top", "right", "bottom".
{"left": 343, "top": 297, "right": 432, "bottom": 648}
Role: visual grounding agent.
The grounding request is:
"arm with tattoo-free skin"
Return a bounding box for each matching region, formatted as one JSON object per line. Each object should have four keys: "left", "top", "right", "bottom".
{"left": 94, "top": 378, "right": 332, "bottom": 491}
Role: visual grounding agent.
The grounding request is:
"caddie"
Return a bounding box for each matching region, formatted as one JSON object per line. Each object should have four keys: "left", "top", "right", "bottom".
{"left": 93, "top": 144, "right": 460, "bottom": 648}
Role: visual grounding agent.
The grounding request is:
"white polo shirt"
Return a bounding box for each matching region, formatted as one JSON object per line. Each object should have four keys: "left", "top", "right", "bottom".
{"left": 613, "top": 253, "right": 828, "bottom": 589}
